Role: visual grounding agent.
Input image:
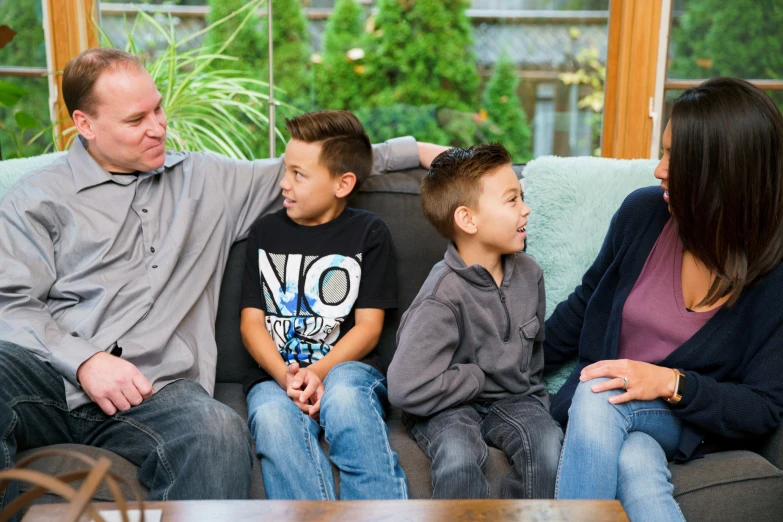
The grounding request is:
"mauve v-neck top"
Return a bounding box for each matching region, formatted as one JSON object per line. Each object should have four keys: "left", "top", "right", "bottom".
{"left": 617, "top": 217, "right": 720, "bottom": 363}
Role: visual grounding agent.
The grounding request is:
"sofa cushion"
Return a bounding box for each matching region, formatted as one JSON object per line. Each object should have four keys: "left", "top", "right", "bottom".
{"left": 0, "top": 152, "right": 65, "bottom": 200}
{"left": 672, "top": 450, "right": 783, "bottom": 521}
{"left": 522, "top": 155, "right": 659, "bottom": 321}
{"left": 350, "top": 169, "right": 449, "bottom": 372}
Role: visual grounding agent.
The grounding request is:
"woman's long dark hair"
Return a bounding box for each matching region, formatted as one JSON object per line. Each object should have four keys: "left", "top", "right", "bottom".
{"left": 669, "top": 78, "right": 783, "bottom": 307}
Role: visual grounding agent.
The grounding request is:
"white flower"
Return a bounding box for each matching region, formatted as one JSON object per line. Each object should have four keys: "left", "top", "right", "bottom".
{"left": 311, "top": 53, "right": 323, "bottom": 64}
{"left": 346, "top": 48, "right": 365, "bottom": 61}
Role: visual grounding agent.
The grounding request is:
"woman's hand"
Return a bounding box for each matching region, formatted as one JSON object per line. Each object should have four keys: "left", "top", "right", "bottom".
{"left": 580, "top": 359, "right": 677, "bottom": 404}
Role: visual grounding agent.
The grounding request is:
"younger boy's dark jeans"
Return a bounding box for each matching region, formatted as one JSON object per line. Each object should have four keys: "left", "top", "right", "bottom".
{"left": 407, "top": 393, "right": 563, "bottom": 499}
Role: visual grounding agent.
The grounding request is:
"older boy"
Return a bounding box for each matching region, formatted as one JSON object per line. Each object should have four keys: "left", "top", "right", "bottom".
{"left": 240, "top": 111, "right": 407, "bottom": 500}
{"left": 388, "top": 144, "right": 562, "bottom": 499}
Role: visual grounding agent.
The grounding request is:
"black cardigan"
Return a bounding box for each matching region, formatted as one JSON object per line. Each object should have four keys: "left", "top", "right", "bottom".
{"left": 544, "top": 186, "right": 783, "bottom": 460}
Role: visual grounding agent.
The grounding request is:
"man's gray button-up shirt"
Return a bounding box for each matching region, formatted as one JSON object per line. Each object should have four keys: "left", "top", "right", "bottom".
{"left": 0, "top": 135, "right": 419, "bottom": 410}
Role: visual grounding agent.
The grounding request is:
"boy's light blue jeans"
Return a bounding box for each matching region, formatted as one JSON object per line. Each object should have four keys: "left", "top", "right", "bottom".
{"left": 246, "top": 361, "right": 408, "bottom": 500}
{"left": 556, "top": 378, "right": 686, "bottom": 522}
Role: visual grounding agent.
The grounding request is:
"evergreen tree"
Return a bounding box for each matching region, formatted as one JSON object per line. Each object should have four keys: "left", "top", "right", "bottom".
{"left": 358, "top": 0, "right": 480, "bottom": 143}
{"left": 482, "top": 52, "right": 532, "bottom": 163}
{"left": 363, "top": 0, "right": 479, "bottom": 110}
{"left": 670, "top": 0, "right": 782, "bottom": 81}
{"left": 314, "top": 0, "right": 365, "bottom": 111}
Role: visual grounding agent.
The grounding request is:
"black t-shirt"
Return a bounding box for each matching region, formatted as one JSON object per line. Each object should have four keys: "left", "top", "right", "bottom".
{"left": 240, "top": 207, "right": 398, "bottom": 393}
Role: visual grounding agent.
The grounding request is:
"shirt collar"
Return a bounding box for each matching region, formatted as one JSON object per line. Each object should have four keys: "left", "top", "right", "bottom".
{"left": 444, "top": 241, "right": 516, "bottom": 288}
{"left": 68, "top": 135, "right": 188, "bottom": 193}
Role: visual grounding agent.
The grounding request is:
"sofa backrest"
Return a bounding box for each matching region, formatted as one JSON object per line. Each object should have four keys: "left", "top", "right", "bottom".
{"left": 214, "top": 166, "right": 524, "bottom": 383}
{"left": 522, "top": 156, "right": 659, "bottom": 319}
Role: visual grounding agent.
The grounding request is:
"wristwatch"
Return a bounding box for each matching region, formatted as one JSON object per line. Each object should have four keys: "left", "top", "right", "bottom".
{"left": 665, "top": 369, "right": 686, "bottom": 404}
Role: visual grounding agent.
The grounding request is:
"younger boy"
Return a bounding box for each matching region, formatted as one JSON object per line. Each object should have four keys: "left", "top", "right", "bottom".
{"left": 388, "top": 144, "right": 562, "bottom": 499}
{"left": 240, "top": 111, "right": 407, "bottom": 500}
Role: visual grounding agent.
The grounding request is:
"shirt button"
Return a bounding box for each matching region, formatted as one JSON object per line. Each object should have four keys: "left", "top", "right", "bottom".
{"left": 152, "top": 265, "right": 158, "bottom": 269}
{"left": 142, "top": 209, "right": 148, "bottom": 213}
{"left": 150, "top": 247, "right": 156, "bottom": 253}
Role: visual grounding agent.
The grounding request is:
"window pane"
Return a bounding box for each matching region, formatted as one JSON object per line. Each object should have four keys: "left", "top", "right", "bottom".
{"left": 661, "top": 88, "right": 783, "bottom": 145}
{"left": 95, "top": 1, "right": 609, "bottom": 159}
{"left": 0, "top": 1, "right": 46, "bottom": 68}
{"left": 309, "top": 0, "right": 610, "bottom": 160}
{"left": 668, "top": 0, "right": 783, "bottom": 81}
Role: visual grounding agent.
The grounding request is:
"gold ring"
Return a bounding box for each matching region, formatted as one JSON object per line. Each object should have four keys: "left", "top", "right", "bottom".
{"left": 621, "top": 376, "right": 629, "bottom": 390}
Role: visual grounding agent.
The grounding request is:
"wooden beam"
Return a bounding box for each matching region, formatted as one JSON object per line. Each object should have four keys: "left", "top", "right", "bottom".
{"left": 665, "top": 79, "right": 783, "bottom": 91}
{"left": 42, "top": 0, "right": 100, "bottom": 149}
{"left": 601, "top": 0, "right": 664, "bottom": 159}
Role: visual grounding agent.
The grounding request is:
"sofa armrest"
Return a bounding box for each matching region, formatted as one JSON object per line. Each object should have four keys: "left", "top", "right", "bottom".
{"left": 759, "top": 424, "right": 783, "bottom": 469}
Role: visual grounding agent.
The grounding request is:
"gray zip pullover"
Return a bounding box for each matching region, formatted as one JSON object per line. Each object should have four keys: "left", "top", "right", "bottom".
{"left": 388, "top": 242, "right": 548, "bottom": 417}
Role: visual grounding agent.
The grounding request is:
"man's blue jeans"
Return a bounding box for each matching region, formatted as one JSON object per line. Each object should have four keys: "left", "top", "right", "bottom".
{"left": 246, "top": 361, "right": 407, "bottom": 500}
{"left": 556, "top": 378, "right": 686, "bottom": 522}
{"left": 408, "top": 394, "right": 563, "bottom": 499}
{"left": 0, "top": 341, "right": 254, "bottom": 520}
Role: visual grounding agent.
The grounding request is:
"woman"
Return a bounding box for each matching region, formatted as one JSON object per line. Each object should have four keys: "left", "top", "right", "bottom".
{"left": 545, "top": 77, "right": 783, "bottom": 521}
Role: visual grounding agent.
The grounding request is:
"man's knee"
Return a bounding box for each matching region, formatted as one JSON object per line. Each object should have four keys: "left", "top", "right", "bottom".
{"left": 189, "top": 400, "right": 252, "bottom": 462}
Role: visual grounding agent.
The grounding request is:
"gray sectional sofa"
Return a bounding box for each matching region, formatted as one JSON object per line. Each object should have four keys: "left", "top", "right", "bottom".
{"left": 8, "top": 160, "right": 783, "bottom": 521}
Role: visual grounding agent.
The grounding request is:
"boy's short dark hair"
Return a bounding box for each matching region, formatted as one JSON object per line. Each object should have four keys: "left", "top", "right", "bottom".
{"left": 420, "top": 144, "right": 512, "bottom": 240}
{"left": 285, "top": 110, "right": 373, "bottom": 197}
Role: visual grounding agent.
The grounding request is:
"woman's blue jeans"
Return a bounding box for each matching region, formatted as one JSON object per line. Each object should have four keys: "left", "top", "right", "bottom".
{"left": 246, "top": 361, "right": 407, "bottom": 500}
{"left": 556, "top": 378, "right": 686, "bottom": 522}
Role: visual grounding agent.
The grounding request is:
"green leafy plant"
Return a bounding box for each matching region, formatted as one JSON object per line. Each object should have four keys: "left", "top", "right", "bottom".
{"left": 84, "top": 0, "right": 288, "bottom": 160}
{"left": 561, "top": 28, "right": 605, "bottom": 156}
{"left": 0, "top": 80, "right": 54, "bottom": 159}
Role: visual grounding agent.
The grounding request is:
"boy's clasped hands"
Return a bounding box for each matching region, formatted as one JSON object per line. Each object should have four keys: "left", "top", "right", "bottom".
{"left": 283, "top": 362, "right": 325, "bottom": 420}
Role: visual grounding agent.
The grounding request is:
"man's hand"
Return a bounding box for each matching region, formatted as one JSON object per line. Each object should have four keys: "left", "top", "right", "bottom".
{"left": 417, "top": 142, "right": 450, "bottom": 169}
{"left": 77, "top": 352, "right": 154, "bottom": 415}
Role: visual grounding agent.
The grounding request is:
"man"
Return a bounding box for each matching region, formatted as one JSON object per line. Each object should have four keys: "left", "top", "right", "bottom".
{"left": 0, "top": 48, "right": 442, "bottom": 510}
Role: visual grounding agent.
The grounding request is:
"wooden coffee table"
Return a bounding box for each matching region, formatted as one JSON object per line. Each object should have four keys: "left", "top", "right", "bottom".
{"left": 23, "top": 499, "right": 629, "bottom": 521}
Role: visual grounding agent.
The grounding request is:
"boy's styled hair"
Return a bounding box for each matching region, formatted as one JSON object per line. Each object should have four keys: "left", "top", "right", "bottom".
{"left": 285, "top": 110, "right": 373, "bottom": 197}
{"left": 420, "top": 144, "right": 512, "bottom": 240}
